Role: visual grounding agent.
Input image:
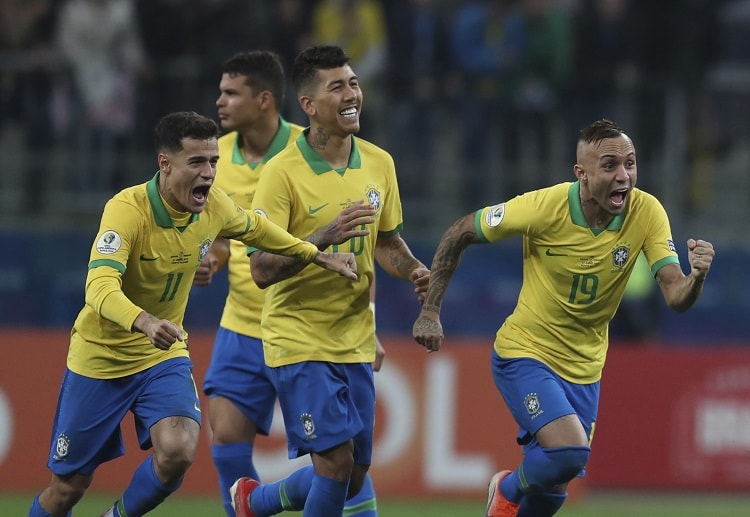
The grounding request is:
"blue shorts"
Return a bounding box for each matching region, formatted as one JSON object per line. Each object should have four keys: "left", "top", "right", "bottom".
{"left": 47, "top": 357, "right": 200, "bottom": 476}
{"left": 492, "top": 351, "right": 599, "bottom": 470}
{"left": 202, "top": 327, "right": 275, "bottom": 435}
{"left": 268, "top": 361, "right": 375, "bottom": 464}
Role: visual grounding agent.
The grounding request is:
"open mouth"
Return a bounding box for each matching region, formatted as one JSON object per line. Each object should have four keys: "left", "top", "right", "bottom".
{"left": 192, "top": 185, "right": 210, "bottom": 203}
{"left": 609, "top": 188, "right": 628, "bottom": 208}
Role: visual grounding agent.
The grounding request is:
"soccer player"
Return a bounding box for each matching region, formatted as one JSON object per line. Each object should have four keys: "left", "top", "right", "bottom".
{"left": 194, "top": 50, "right": 382, "bottom": 516}
{"left": 412, "top": 119, "right": 715, "bottom": 517}
{"left": 28, "top": 111, "right": 357, "bottom": 517}
{"left": 230, "top": 45, "right": 430, "bottom": 517}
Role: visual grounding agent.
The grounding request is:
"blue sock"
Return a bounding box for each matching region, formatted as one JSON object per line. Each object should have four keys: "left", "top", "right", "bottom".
{"left": 501, "top": 446, "right": 590, "bottom": 502}
{"left": 252, "top": 465, "right": 315, "bottom": 514}
{"left": 116, "top": 456, "right": 181, "bottom": 516}
{"left": 344, "top": 472, "right": 377, "bottom": 516}
{"left": 518, "top": 492, "right": 567, "bottom": 517}
{"left": 212, "top": 442, "right": 259, "bottom": 516}
{"left": 304, "top": 474, "right": 349, "bottom": 517}
{"left": 28, "top": 494, "right": 69, "bottom": 517}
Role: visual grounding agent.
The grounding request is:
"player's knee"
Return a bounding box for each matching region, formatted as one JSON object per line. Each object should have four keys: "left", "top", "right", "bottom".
{"left": 153, "top": 422, "right": 200, "bottom": 480}
{"left": 155, "top": 442, "right": 198, "bottom": 479}
{"left": 545, "top": 445, "right": 590, "bottom": 482}
{"left": 49, "top": 473, "right": 90, "bottom": 508}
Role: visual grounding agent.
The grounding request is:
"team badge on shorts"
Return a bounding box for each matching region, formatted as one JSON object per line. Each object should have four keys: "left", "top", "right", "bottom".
{"left": 54, "top": 433, "right": 70, "bottom": 460}
{"left": 524, "top": 393, "right": 542, "bottom": 418}
{"left": 300, "top": 412, "right": 316, "bottom": 440}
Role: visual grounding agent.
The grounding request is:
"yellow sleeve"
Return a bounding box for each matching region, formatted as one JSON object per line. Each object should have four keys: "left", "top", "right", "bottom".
{"left": 85, "top": 265, "right": 143, "bottom": 331}
{"left": 238, "top": 210, "right": 318, "bottom": 262}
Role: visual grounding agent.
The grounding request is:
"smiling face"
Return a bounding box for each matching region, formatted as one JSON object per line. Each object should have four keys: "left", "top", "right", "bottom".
{"left": 157, "top": 136, "right": 219, "bottom": 213}
{"left": 301, "top": 64, "right": 362, "bottom": 137}
{"left": 574, "top": 133, "right": 637, "bottom": 225}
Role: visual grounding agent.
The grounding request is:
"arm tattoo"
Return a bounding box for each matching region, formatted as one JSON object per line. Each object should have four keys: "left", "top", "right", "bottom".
{"left": 424, "top": 216, "right": 479, "bottom": 308}
{"left": 385, "top": 236, "right": 424, "bottom": 281}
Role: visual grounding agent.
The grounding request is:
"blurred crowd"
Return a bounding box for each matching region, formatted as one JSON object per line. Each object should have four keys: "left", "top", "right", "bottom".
{"left": 2, "top": 0, "right": 750, "bottom": 238}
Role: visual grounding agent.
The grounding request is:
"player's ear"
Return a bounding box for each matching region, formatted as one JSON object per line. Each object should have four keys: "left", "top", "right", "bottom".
{"left": 573, "top": 163, "right": 585, "bottom": 181}
{"left": 298, "top": 95, "right": 316, "bottom": 117}
{"left": 158, "top": 153, "right": 171, "bottom": 174}
{"left": 259, "top": 90, "right": 273, "bottom": 110}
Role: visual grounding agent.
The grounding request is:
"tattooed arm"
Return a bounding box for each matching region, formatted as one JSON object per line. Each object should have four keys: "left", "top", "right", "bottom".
{"left": 412, "top": 213, "right": 483, "bottom": 352}
{"left": 251, "top": 201, "right": 375, "bottom": 289}
{"left": 374, "top": 233, "right": 430, "bottom": 301}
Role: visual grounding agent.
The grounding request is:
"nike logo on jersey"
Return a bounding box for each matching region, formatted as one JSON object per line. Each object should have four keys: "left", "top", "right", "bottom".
{"left": 545, "top": 249, "right": 567, "bottom": 257}
{"left": 308, "top": 203, "right": 329, "bottom": 215}
{"left": 139, "top": 254, "right": 159, "bottom": 261}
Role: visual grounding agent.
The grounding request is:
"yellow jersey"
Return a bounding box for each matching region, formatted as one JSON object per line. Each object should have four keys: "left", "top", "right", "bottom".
{"left": 476, "top": 181, "right": 679, "bottom": 383}
{"left": 68, "top": 173, "right": 318, "bottom": 378}
{"left": 252, "top": 131, "right": 402, "bottom": 367}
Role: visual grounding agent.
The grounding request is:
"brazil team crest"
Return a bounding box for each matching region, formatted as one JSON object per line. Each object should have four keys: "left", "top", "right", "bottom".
{"left": 366, "top": 186, "right": 381, "bottom": 211}
{"left": 54, "top": 433, "right": 70, "bottom": 460}
{"left": 612, "top": 244, "right": 630, "bottom": 269}
{"left": 300, "top": 412, "right": 316, "bottom": 440}
{"left": 524, "top": 392, "right": 542, "bottom": 418}
{"left": 198, "top": 239, "right": 211, "bottom": 261}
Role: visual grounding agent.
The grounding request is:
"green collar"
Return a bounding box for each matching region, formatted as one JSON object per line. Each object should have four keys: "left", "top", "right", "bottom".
{"left": 146, "top": 172, "right": 200, "bottom": 228}
{"left": 567, "top": 181, "right": 625, "bottom": 233}
{"left": 295, "top": 128, "right": 362, "bottom": 175}
{"left": 231, "top": 117, "right": 292, "bottom": 167}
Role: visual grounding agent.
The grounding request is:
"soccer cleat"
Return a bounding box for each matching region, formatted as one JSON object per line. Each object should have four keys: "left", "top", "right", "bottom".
{"left": 485, "top": 470, "right": 520, "bottom": 517}
{"left": 230, "top": 477, "right": 261, "bottom": 517}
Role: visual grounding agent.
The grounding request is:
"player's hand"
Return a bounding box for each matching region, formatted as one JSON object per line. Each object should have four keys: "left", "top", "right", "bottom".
{"left": 411, "top": 266, "right": 430, "bottom": 305}
{"left": 318, "top": 200, "right": 376, "bottom": 247}
{"left": 413, "top": 305, "right": 443, "bottom": 352}
{"left": 373, "top": 333, "right": 385, "bottom": 372}
{"left": 313, "top": 251, "right": 358, "bottom": 280}
{"left": 687, "top": 238, "right": 714, "bottom": 281}
{"left": 133, "top": 312, "right": 184, "bottom": 350}
{"left": 194, "top": 252, "right": 219, "bottom": 286}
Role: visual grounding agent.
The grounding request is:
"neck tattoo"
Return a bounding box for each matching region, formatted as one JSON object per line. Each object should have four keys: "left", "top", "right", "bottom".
{"left": 311, "top": 127, "right": 329, "bottom": 150}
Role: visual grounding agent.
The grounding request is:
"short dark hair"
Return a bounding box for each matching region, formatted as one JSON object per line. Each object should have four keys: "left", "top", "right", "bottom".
{"left": 579, "top": 119, "right": 625, "bottom": 147}
{"left": 222, "top": 50, "right": 285, "bottom": 107}
{"left": 292, "top": 45, "right": 351, "bottom": 95}
{"left": 154, "top": 111, "right": 218, "bottom": 153}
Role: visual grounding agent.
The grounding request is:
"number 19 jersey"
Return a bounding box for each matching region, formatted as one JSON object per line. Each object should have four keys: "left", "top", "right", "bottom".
{"left": 476, "top": 181, "right": 679, "bottom": 383}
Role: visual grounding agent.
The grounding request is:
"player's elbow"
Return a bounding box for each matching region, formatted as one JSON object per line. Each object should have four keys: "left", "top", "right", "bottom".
{"left": 250, "top": 264, "right": 272, "bottom": 289}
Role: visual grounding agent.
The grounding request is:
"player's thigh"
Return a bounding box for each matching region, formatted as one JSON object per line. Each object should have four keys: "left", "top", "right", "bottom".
{"left": 133, "top": 357, "right": 202, "bottom": 451}
{"left": 492, "top": 353, "right": 586, "bottom": 440}
{"left": 271, "top": 362, "right": 366, "bottom": 459}
{"left": 208, "top": 395, "right": 261, "bottom": 443}
{"left": 46, "top": 369, "right": 133, "bottom": 476}
{"left": 204, "top": 329, "right": 276, "bottom": 435}
{"left": 535, "top": 414, "right": 588, "bottom": 448}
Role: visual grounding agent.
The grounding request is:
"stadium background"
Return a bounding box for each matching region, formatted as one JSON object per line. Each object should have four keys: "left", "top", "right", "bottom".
{"left": 2, "top": 0, "right": 750, "bottom": 513}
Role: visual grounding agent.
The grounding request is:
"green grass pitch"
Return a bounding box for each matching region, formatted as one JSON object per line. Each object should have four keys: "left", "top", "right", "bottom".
{"left": 6, "top": 491, "right": 750, "bottom": 516}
